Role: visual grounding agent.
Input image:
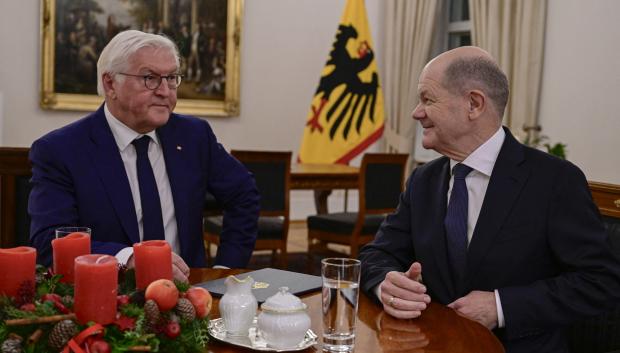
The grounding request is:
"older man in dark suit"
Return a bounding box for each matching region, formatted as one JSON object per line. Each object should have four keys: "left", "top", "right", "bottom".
{"left": 29, "top": 30, "right": 259, "bottom": 282}
{"left": 359, "top": 46, "right": 620, "bottom": 352}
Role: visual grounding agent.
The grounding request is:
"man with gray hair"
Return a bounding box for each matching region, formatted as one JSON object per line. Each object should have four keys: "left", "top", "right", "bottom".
{"left": 29, "top": 30, "right": 259, "bottom": 281}
{"left": 359, "top": 46, "right": 620, "bottom": 352}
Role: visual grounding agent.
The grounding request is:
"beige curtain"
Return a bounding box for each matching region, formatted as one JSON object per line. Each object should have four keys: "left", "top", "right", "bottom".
{"left": 470, "top": 0, "right": 547, "bottom": 141}
{"left": 382, "top": 0, "right": 440, "bottom": 156}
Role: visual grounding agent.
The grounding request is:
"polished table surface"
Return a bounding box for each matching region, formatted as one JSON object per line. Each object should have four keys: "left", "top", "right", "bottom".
{"left": 290, "top": 163, "right": 359, "bottom": 190}
{"left": 291, "top": 163, "right": 359, "bottom": 214}
{"left": 189, "top": 268, "right": 505, "bottom": 353}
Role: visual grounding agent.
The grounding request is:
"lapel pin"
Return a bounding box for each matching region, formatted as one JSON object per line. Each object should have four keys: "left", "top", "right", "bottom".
{"left": 176, "top": 145, "right": 182, "bottom": 151}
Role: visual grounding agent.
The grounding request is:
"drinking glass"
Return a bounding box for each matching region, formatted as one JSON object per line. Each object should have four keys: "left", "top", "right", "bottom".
{"left": 55, "top": 227, "right": 91, "bottom": 239}
{"left": 52, "top": 227, "right": 91, "bottom": 283}
{"left": 321, "top": 258, "right": 361, "bottom": 352}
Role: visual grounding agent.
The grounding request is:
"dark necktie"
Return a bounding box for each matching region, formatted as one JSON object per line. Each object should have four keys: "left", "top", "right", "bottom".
{"left": 132, "top": 136, "right": 165, "bottom": 241}
{"left": 445, "top": 163, "right": 473, "bottom": 292}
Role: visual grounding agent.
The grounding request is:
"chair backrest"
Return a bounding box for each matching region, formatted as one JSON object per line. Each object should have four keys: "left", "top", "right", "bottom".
{"left": 231, "top": 150, "right": 292, "bottom": 217}
{"left": 0, "top": 147, "right": 32, "bottom": 248}
{"left": 589, "top": 181, "right": 620, "bottom": 254}
{"left": 568, "top": 181, "right": 620, "bottom": 353}
{"left": 359, "top": 153, "right": 408, "bottom": 214}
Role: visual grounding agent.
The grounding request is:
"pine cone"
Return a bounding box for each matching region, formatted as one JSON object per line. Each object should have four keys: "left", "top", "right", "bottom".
{"left": 61, "top": 295, "right": 74, "bottom": 308}
{"left": 48, "top": 320, "right": 77, "bottom": 350}
{"left": 1, "top": 338, "right": 23, "bottom": 353}
{"left": 15, "top": 281, "right": 35, "bottom": 307}
{"left": 144, "top": 299, "right": 161, "bottom": 332}
{"left": 175, "top": 298, "right": 196, "bottom": 321}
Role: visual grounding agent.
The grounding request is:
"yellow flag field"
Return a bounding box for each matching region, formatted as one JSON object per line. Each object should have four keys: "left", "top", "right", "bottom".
{"left": 298, "top": 0, "right": 385, "bottom": 164}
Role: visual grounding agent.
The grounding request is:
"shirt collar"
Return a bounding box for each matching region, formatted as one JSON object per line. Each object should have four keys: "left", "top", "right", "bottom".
{"left": 104, "top": 103, "right": 159, "bottom": 152}
{"left": 449, "top": 126, "right": 506, "bottom": 177}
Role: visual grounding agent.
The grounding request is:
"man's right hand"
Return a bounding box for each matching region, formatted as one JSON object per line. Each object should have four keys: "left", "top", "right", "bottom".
{"left": 380, "top": 262, "right": 431, "bottom": 319}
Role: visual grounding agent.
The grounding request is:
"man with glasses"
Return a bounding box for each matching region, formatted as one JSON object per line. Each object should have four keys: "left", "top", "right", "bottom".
{"left": 28, "top": 30, "right": 259, "bottom": 282}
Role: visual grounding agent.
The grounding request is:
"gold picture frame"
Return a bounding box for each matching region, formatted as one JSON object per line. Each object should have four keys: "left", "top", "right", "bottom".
{"left": 39, "top": 0, "right": 242, "bottom": 116}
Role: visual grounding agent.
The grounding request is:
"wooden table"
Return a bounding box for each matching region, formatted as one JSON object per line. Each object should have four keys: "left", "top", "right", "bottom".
{"left": 190, "top": 268, "right": 505, "bottom": 353}
{"left": 291, "top": 164, "right": 359, "bottom": 214}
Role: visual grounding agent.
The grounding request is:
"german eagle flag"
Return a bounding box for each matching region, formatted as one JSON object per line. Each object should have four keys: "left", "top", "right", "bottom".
{"left": 298, "top": 0, "right": 385, "bottom": 164}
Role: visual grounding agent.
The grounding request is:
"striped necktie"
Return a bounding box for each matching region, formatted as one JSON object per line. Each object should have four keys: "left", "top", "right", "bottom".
{"left": 445, "top": 163, "right": 473, "bottom": 293}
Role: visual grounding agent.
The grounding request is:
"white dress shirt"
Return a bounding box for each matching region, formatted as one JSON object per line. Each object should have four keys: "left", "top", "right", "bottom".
{"left": 450, "top": 126, "right": 506, "bottom": 327}
{"left": 104, "top": 104, "right": 180, "bottom": 263}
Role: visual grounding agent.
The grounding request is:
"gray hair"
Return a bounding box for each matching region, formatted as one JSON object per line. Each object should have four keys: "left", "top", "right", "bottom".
{"left": 443, "top": 56, "right": 509, "bottom": 118}
{"left": 96, "top": 30, "right": 180, "bottom": 95}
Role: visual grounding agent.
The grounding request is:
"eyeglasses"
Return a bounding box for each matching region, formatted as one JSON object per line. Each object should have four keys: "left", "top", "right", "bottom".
{"left": 117, "top": 72, "right": 183, "bottom": 90}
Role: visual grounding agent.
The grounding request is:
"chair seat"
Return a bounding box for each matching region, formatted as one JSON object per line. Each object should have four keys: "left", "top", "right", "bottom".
{"left": 307, "top": 212, "right": 386, "bottom": 235}
{"left": 204, "top": 216, "right": 286, "bottom": 240}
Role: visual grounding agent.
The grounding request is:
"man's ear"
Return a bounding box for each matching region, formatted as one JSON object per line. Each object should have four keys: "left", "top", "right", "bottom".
{"left": 468, "top": 89, "right": 485, "bottom": 120}
{"left": 102, "top": 73, "right": 116, "bottom": 99}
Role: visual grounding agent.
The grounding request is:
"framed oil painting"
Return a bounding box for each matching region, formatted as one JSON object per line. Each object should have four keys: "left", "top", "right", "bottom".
{"left": 40, "top": 0, "right": 242, "bottom": 116}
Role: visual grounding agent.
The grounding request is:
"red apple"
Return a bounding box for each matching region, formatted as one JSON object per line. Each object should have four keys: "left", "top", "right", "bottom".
{"left": 145, "top": 279, "right": 179, "bottom": 312}
{"left": 185, "top": 287, "right": 212, "bottom": 319}
{"left": 41, "top": 293, "right": 62, "bottom": 304}
{"left": 88, "top": 339, "right": 111, "bottom": 353}
{"left": 20, "top": 303, "right": 35, "bottom": 312}
{"left": 117, "top": 294, "right": 130, "bottom": 307}
{"left": 164, "top": 321, "right": 181, "bottom": 339}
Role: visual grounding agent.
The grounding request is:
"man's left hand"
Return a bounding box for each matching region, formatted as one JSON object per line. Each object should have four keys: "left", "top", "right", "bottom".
{"left": 447, "top": 290, "right": 498, "bottom": 330}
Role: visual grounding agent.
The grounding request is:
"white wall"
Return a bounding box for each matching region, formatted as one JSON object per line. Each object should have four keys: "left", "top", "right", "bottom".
{"left": 538, "top": 0, "right": 620, "bottom": 183}
{"left": 0, "top": 0, "right": 381, "bottom": 219}
{"left": 0, "top": 0, "right": 618, "bottom": 217}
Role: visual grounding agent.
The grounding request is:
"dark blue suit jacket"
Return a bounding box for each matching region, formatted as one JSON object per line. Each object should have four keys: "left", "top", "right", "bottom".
{"left": 359, "top": 128, "right": 620, "bottom": 353}
{"left": 29, "top": 105, "right": 259, "bottom": 268}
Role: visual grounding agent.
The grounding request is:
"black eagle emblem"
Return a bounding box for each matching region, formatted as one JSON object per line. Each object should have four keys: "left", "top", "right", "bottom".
{"left": 306, "top": 24, "right": 380, "bottom": 141}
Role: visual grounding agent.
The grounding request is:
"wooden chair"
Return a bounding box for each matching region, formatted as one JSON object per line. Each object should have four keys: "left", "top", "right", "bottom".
{"left": 307, "top": 153, "right": 408, "bottom": 263}
{"left": 204, "top": 150, "right": 292, "bottom": 268}
{"left": 0, "top": 147, "right": 32, "bottom": 248}
{"left": 568, "top": 181, "right": 620, "bottom": 353}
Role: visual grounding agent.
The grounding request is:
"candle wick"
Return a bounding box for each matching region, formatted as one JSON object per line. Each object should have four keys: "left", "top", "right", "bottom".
{"left": 95, "top": 256, "right": 106, "bottom": 265}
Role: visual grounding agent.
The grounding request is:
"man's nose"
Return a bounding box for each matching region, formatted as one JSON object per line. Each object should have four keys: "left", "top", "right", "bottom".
{"left": 412, "top": 104, "right": 425, "bottom": 120}
{"left": 154, "top": 79, "right": 172, "bottom": 96}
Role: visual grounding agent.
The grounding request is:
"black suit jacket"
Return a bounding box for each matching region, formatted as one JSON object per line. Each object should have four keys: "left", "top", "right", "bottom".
{"left": 359, "top": 128, "right": 620, "bottom": 353}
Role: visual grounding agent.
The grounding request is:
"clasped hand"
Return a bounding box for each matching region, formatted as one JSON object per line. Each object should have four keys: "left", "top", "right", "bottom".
{"left": 380, "top": 262, "right": 430, "bottom": 319}
{"left": 447, "top": 290, "right": 498, "bottom": 330}
{"left": 381, "top": 262, "right": 498, "bottom": 330}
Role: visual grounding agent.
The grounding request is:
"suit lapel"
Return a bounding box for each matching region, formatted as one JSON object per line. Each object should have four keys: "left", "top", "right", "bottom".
{"left": 427, "top": 159, "right": 457, "bottom": 299}
{"left": 465, "top": 129, "right": 529, "bottom": 288}
{"left": 88, "top": 106, "right": 140, "bottom": 243}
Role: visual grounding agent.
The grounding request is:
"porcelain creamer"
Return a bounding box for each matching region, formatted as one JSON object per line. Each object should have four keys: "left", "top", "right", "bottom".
{"left": 257, "top": 287, "right": 311, "bottom": 349}
{"left": 219, "top": 275, "right": 257, "bottom": 336}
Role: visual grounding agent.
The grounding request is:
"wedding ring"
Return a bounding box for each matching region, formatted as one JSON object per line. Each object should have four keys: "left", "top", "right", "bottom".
{"left": 388, "top": 296, "right": 396, "bottom": 307}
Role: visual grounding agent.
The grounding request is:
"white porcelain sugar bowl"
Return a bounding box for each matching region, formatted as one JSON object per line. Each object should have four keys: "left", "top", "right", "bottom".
{"left": 257, "top": 287, "right": 311, "bottom": 349}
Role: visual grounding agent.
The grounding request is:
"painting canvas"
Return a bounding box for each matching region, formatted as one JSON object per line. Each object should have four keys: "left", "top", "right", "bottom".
{"left": 40, "top": 0, "right": 242, "bottom": 116}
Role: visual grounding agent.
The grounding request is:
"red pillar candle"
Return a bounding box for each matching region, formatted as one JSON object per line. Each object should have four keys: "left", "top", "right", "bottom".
{"left": 133, "top": 240, "right": 173, "bottom": 290}
{"left": 52, "top": 232, "right": 91, "bottom": 283}
{"left": 74, "top": 254, "right": 118, "bottom": 325}
{"left": 0, "top": 247, "right": 36, "bottom": 298}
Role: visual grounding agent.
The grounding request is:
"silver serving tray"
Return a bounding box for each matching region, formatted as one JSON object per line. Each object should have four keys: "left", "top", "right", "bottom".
{"left": 208, "top": 317, "right": 318, "bottom": 352}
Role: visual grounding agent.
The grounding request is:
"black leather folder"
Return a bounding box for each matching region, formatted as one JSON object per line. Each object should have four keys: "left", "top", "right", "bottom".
{"left": 196, "top": 268, "right": 322, "bottom": 303}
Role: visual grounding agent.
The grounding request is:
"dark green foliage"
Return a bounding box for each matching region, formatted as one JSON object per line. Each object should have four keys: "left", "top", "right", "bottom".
{"left": 174, "top": 280, "right": 191, "bottom": 293}
{"left": 523, "top": 134, "right": 567, "bottom": 160}
{"left": 117, "top": 268, "right": 136, "bottom": 295}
